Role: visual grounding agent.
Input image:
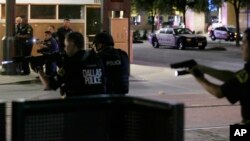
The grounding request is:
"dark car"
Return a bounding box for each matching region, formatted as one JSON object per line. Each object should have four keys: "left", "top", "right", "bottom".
{"left": 209, "top": 26, "right": 243, "bottom": 41}
{"left": 149, "top": 28, "right": 207, "bottom": 50}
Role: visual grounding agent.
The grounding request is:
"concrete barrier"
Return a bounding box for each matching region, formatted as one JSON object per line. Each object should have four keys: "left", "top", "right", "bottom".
{"left": 0, "top": 102, "right": 5, "bottom": 141}
{"left": 12, "top": 95, "right": 184, "bottom": 141}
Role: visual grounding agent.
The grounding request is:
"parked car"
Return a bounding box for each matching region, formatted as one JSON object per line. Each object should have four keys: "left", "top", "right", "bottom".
{"left": 209, "top": 26, "right": 243, "bottom": 41}
{"left": 149, "top": 28, "right": 207, "bottom": 50}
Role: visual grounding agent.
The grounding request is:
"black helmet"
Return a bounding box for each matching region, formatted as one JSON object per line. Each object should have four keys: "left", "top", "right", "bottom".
{"left": 93, "top": 32, "right": 114, "bottom": 46}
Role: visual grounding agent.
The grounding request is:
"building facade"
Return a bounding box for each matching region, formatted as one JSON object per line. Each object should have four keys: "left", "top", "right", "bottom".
{"left": 220, "top": 2, "right": 250, "bottom": 31}
{"left": 0, "top": 0, "right": 101, "bottom": 55}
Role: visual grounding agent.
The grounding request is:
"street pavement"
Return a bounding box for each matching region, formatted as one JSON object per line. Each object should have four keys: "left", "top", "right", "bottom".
{"left": 0, "top": 40, "right": 242, "bottom": 141}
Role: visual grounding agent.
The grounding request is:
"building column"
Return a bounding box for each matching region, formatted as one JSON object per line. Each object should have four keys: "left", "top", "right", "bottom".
{"left": 1, "top": 0, "right": 18, "bottom": 75}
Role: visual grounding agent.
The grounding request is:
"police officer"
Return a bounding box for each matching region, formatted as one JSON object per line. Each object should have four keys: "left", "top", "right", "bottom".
{"left": 37, "top": 32, "right": 106, "bottom": 97}
{"left": 93, "top": 32, "right": 129, "bottom": 95}
{"left": 37, "top": 31, "right": 59, "bottom": 77}
{"left": 15, "top": 17, "right": 22, "bottom": 59}
{"left": 16, "top": 17, "right": 33, "bottom": 75}
{"left": 15, "top": 17, "right": 22, "bottom": 34}
{"left": 57, "top": 18, "right": 73, "bottom": 53}
{"left": 47, "top": 25, "right": 58, "bottom": 42}
{"left": 190, "top": 28, "right": 250, "bottom": 125}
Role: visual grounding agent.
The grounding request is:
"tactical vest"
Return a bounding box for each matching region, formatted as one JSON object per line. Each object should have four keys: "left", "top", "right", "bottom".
{"left": 99, "top": 47, "right": 129, "bottom": 94}
{"left": 80, "top": 49, "right": 106, "bottom": 95}
{"left": 62, "top": 50, "right": 106, "bottom": 96}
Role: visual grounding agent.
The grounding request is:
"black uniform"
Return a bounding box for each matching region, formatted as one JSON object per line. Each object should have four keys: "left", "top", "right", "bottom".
{"left": 15, "top": 24, "right": 22, "bottom": 35}
{"left": 52, "top": 32, "right": 58, "bottom": 41}
{"left": 49, "top": 50, "right": 106, "bottom": 97}
{"left": 221, "top": 62, "right": 250, "bottom": 124}
{"left": 16, "top": 24, "right": 33, "bottom": 74}
{"left": 15, "top": 23, "right": 22, "bottom": 57}
{"left": 40, "top": 37, "right": 59, "bottom": 76}
{"left": 98, "top": 47, "right": 129, "bottom": 94}
{"left": 57, "top": 27, "right": 73, "bottom": 52}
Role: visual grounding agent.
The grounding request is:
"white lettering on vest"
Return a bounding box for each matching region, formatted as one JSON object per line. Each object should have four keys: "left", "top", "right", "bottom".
{"left": 82, "top": 69, "right": 102, "bottom": 85}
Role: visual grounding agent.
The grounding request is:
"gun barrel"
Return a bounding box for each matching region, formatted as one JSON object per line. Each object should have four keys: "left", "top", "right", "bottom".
{"left": 175, "top": 70, "right": 189, "bottom": 76}
{"left": 170, "top": 59, "right": 197, "bottom": 69}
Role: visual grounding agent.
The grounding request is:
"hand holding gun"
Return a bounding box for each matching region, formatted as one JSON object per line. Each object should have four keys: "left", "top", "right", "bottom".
{"left": 170, "top": 59, "right": 203, "bottom": 77}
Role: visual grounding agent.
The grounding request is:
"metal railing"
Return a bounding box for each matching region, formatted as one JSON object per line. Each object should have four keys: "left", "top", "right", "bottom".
{"left": 11, "top": 95, "right": 184, "bottom": 141}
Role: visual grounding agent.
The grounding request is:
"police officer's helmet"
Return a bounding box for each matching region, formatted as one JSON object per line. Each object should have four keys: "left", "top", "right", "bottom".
{"left": 93, "top": 32, "right": 114, "bottom": 46}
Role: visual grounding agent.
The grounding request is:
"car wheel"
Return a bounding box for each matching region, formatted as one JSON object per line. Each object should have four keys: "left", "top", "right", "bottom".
{"left": 152, "top": 38, "right": 159, "bottom": 48}
{"left": 199, "top": 46, "right": 205, "bottom": 50}
{"left": 177, "top": 39, "right": 185, "bottom": 50}
{"left": 211, "top": 35, "right": 216, "bottom": 41}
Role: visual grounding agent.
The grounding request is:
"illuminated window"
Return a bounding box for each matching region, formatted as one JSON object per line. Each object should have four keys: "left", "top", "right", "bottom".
{"left": 131, "top": 15, "right": 141, "bottom": 25}
{"left": 31, "top": 5, "right": 56, "bottom": 19}
{"left": 59, "top": 5, "right": 83, "bottom": 19}
{"left": 1, "top": 5, "right": 28, "bottom": 19}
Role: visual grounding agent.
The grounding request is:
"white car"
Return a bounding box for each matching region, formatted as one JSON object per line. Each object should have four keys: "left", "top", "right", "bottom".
{"left": 149, "top": 28, "right": 207, "bottom": 50}
{"left": 209, "top": 26, "right": 243, "bottom": 41}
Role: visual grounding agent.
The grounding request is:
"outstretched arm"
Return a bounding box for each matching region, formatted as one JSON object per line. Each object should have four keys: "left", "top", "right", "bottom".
{"left": 197, "top": 64, "right": 235, "bottom": 82}
{"left": 195, "top": 76, "right": 224, "bottom": 98}
{"left": 191, "top": 68, "right": 225, "bottom": 98}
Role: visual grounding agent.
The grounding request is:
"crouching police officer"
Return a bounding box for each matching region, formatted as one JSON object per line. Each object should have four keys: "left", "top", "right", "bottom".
{"left": 37, "top": 31, "right": 59, "bottom": 77}
{"left": 36, "top": 32, "right": 106, "bottom": 97}
{"left": 189, "top": 28, "right": 250, "bottom": 125}
{"left": 93, "top": 32, "right": 129, "bottom": 95}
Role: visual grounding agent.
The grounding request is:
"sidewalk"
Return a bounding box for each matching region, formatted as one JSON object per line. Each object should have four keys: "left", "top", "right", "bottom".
{"left": 0, "top": 64, "right": 235, "bottom": 141}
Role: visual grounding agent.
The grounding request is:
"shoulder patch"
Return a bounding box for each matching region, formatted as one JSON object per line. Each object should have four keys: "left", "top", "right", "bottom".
{"left": 236, "top": 70, "right": 249, "bottom": 83}
{"left": 27, "top": 28, "right": 32, "bottom": 34}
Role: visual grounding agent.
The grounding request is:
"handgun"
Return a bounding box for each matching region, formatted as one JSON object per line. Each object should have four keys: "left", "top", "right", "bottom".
{"left": 170, "top": 60, "right": 197, "bottom": 76}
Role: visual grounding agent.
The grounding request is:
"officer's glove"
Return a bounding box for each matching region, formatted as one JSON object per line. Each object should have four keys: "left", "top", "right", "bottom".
{"left": 190, "top": 67, "right": 204, "bottom": 78}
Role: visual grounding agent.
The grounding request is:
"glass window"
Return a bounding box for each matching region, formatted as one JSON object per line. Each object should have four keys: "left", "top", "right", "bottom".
{"left": 228, "top": 27, "right": 236, "bottom": 33}
{"left": 1, "top": 5, "right": 28, "bottom": 19}
{"left": 31, "top": 5, "right": 56, "bottom": 19}
{"left": 1, "top": 5, "right": 5, "bottom": 19}
{"left": 220, "top": 27, "right": 227, "bottom": 31}
{"left": 86, "top": 7, "right": 101, "bottom": 35}
{"left": 59, "top": 5, "right": 83, "bottom": 19}
{"left": 160, "top": 29, "right": 166, "bottom": 34}
{"left": 131, "top": 15, "right": 141, "bottom": 25}
{"left": 174, "top": 28, "right": 192, "bottom": 34}
{"left": 166, "top": 29, "right": 173, "bottom": 34}
{"left": 215, "top": 27, "right": 221, "bottom": 30}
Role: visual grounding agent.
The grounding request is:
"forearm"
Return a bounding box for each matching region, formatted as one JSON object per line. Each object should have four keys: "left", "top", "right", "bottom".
{"left": 195, "top": 76, "right": 224, "bottom": 98}
{"left": 198, "top": 65, "right": 235, "bottom": 82}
